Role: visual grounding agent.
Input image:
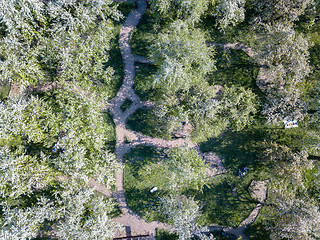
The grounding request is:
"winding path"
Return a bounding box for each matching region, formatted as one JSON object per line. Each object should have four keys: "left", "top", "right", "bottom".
{"left": 99, "top": 1, "right": 270, "bottom": 239}
{"left": 94, "top": 1, "right": 271, "bottom": 239}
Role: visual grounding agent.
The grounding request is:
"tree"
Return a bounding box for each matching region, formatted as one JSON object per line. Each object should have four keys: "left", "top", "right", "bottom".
{"left": 149, "top": 20, "right": 216, "bottom": 92}
{"left": 0, "top": 179, "right": 122, "bottom": 240}
{"left": 149, "top": 0, "right": 212, "bottom": 25}
{"left": 215, "top": 0, "right": 246, "bottom": 30}
{"left": 151, "top": 83, "right": 257, "bottom": 142}
{"left": 0, "top": 146, "right": 56, "bottom": 199}
{"left": 166, "top": 147, "right": 209, "bottom": 191}
{"left": 0, "top": 197, "right": 58, "bottom": 240}
{"left": 0, "top": 0, "right": 121, "bottom": 95}
{"left": 0, "top": 0, "right": 46, "bottom": 41}
{"left": 54, "top": 179, "right": 121, "bottom": 240}
{"left": 262, "top": 142, "right": 320, "bottom": 239}
{"left": 264, "top": 183, "right": 320, "bottom": 240}
{"left": 159, "top": 195, "right": 215, "bottom": 240}
{"left": 262, "top": 142, "right": 313, "bottom": 188}
{"left": 255, "top": 25, "right": 311, "bottom": 123}
{"left": 248, "top": 0, "right": 314, "bottom": 27}
{"left": 49, "top": 88, "right": 119, "bottom": 187}
{"left": 136, "top": 147, "right": 208, "bottom": 192}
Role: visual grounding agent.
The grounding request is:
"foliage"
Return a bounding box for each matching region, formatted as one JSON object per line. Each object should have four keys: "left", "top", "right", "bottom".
{"left": 54, "top": 179, "right": 121, "bottom": 240}
{"left": 0, "top": 197, "right": 58, "bottom": 240}
{"left": 124, "top": 146, "right": 209, "bottom": 222}
{"left": 159, "top": 195, "right": 215, "bottom": 240}
{"left": 255, "top": 25, "right": 311, "bottom": 123}
{"left": 264, "top": 182, "right": 320, "bottom": 240}
{"left": 260, "top": 142, "right": 320, "bottom": 239}
{"left": 134, "top": 146, "right": 208, "bottom": 192}
{"left": 149, "top": 83, "right": 257, "bottom": 142}
{"left": 0, "top": 146, "right": 56, "bottom": 199}
{"left": 166, "top": 147, "right": 209, "bottom": 191}
{"left": 0, "top": 179, "right": 121, "bottom": 240}
{"left": 262, "top": 142, "right": 313, "bottom": 189}
{"left": 248, "top": 0, "right": 314, "bottom": 27}
{"left": 215, "top": 0, "right": 246, "bottom": 30}
{"left": 0, "top": 0, "right": 121, "bottom": 96}
{"left": 149, "top": 20, "right": 215, "bottom": 92}
{"left": 149, "top": 0, "right": 212, "bottom": 25}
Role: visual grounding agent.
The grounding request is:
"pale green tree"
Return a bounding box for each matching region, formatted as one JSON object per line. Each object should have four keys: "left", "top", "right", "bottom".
{"left": 50, "top": 88, "right": 119, "bottom": 187}
{"left": 0, "top": 0, "right": 46, "bottom": 41}
{"left": 0, "top": 0, "right": 121, "bottom": 94}
{"left": 55, "top": 179, "right": 121, "bottom": 240}
{"left": 255, "top": 25, "right": 311, "bottom": 123}
{"left": 0, "top": 146, "right": 56, "bottom": 199}
{"left": 264, "top": 182, "right": 320, "bottom": 240}
{"left": 160, "top": 195, "right": 215, "bottom": 240}
{"left": 248, "top": 0, "right": 314, "bottom": 26}
{"left": 0, "top": 197, "right": 59, "bottom": 240}
{"left": 215, "top": 0, "right": 246, "bottom": 30}
{"left": 150, "top": 20, "right": 215, "bottom": 92}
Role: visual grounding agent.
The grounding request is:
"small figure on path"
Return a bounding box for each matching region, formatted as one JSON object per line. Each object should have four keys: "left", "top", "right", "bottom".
{"left": 238, "top": 166, "right": 249, "bottom": 177}
{"left": 222, "top": 227, "right": 226, "bottom": 236}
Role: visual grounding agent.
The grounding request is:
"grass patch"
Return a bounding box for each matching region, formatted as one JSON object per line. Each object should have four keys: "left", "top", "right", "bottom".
{"left": 124, "top": 146, "right": 168, "bottom": 222}
{"left": 124, "top": 146, "right": 258, "bottom": 227}
{"left": 189, "top": 173, "right": 257, "bottom": 227}
{"left": 103, "top": 111, "right": 116, "bottom": 152}
{"left": 126, "top": 108, "right": 172, "bottom": 140}
{"left": 200, "top": 117, "right": 319, "bottom": 174}
{"left": 133, "top": 63, "right": 161, "bottom": 101}
{"left": 244, "top": 207, "right": 271, "bottom": 240}
{"left": 156, "top": 229, "right": 178, "bottom": 240}
{"left": 0, "top": 83, "right": 10, "bottom": 101}
{"left": 120, "top": 98, "right": 133, "bottom": 112}
{"left": 105, "top": 2, "right": 135, "bottom": 99}
{"left": 105, "top": 25, "right": 124, "bottom": 99}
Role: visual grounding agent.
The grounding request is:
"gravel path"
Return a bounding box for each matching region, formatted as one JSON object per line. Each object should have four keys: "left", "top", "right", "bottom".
{"left": 102, "top": 4, "right": 269, "bottom": 238}
{"left": 82, "top": 1, "right": 270, "bottom": 239}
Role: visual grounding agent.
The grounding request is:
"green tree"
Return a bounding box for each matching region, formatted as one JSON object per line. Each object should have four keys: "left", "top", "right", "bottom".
{"left": 149, "top": 0, "right": 212, "bottom": 25}
{"left": 264, "top": 183, "right": 320, "bottom": 240}
{"left": 166, "top": 147, "right": 209, "bottom": 191}
{"left": 248, "top": 0, "right": 314, "bottom": 26}
{"left": 215, "top": 0, "right": 246, "bottom": 30}
{"left": 159, "top": 195, "right": 215, "bottom": 240}
{"left": 255, "top": 25, "right": 311, "bottom": 123}
{"left": 151, "top": 84, "right": 257, "bottom": 142}
{"left": 149, "top": 20, "right": 216, "bottom": 92}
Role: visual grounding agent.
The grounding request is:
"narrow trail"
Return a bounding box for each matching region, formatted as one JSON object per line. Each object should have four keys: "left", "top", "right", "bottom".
{"left": 90, "top": 1, "right": 271, "bottom": 239}
{"left": 100, "top": 2, "right": 269, "bottom": 238}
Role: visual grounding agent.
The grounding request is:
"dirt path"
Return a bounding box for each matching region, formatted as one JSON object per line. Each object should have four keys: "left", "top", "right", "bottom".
{"left": 93, "top": 2, "right": 270, "bottom": 239}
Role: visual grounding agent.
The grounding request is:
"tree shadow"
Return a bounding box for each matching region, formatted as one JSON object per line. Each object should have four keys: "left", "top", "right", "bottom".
{"left": 185, "top": 175, "right": 257, "bottom": 227}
